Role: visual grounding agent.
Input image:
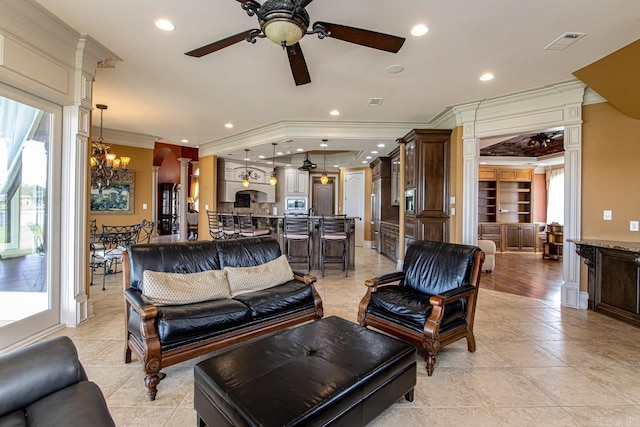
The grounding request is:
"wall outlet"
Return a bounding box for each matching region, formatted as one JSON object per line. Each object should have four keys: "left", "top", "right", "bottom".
{"left": 603, "top": 210, "right": 612, "bottom": 220}
{"left": 631, "top": 221, "right": 639, "bottom": 232}
{"left": 142, "top": 203, "right": 147, "bottom": 210}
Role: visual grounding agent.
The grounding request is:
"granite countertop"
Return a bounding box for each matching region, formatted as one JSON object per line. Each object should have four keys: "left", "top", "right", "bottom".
{"left": 567, "top": 238, "right": 640, "bottom": 253}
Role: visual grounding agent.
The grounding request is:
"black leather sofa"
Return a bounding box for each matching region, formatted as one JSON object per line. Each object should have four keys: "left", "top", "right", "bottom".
{"left": 0, "top": 336, "right": 115, "bottom": 427}
{"left": 123, "top": 236, "right": 323, "bottom": 401}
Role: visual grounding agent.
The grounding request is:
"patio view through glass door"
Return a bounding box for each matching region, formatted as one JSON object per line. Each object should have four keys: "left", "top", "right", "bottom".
{"left": 0, "top": 93, "right": 59, "bottom": 350}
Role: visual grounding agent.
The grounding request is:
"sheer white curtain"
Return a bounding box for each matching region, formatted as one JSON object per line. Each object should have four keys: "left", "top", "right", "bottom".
{"left": 546, "top": 168, "right": 564, "bottom": 225}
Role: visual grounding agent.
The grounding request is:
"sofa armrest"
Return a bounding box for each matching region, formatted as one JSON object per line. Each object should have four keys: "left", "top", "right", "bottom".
{"left": 365, "top": 271, "right": 405, "bottom": 288}
{"left": 0, "top": 336, "right": 86, "bottom": 417}
{"left": 124, "top": 288, "right": 157, "bottom": 319}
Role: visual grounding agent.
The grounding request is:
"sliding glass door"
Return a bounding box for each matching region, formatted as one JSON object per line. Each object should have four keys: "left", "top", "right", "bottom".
{"left": 0, "top": 88, "right": 61, "bottom": 350}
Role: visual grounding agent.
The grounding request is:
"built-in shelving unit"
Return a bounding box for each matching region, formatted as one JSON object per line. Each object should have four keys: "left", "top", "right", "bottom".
{"left": 543, "top": 224, "right": 563, "bottom": 260}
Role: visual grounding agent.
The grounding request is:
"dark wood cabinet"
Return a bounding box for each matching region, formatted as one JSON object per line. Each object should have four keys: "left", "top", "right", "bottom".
{"left": 503, "top": 224, "right": 535, "bottom": 251}
{"left": 543, "top": 224, "right": 563, "bottom": 260}
{"left": 380, "top": 222, "right": 399, "bottom": 262}
{"left": 389, "top": 148, "right": 400, "bottom": 206}
{"left": 399, "top": 129, "right": 451, "bottom": 243}
{"left": 158, "top": 183, "right": 179, "bottom": 235}
{"left": 574, "top": 240, "right": 640, "bottom": 327}
{"left": 479, "top": 223, "right": 502, "bottom": 251}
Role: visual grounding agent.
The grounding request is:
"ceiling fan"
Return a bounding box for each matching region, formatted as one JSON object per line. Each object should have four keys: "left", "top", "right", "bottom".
{"left": 298, "top": 152, "right": 317, "bottom": 171}
{"left": 185, "top": 0, "right": 406, "bottom": 86}
{"left": 527, "top": 131, "right": 563, "bottom": 148}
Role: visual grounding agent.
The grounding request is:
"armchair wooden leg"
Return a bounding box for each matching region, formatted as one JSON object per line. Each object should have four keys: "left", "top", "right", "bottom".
{"left": 144, "top": 371, "right": 166, "bottom": 401}
{"left": 426, "top": 353, "right": 436, "bottom": 376}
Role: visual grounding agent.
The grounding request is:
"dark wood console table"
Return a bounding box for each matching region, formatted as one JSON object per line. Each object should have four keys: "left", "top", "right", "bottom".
{"left": 570, "top": 239, "right": 640, "bottom": 327}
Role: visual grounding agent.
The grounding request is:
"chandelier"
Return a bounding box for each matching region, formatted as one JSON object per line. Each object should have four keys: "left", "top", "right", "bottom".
{"left": 240, "top": 148, "right": 259, "bottom": 187}
{"left": 90, "top": 104, "right": 132, "bottom": 194}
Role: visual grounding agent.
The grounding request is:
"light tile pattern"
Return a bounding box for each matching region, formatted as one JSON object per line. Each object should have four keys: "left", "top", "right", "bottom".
{"left": 45, "top": 248, "right": 640, "bottom": 427}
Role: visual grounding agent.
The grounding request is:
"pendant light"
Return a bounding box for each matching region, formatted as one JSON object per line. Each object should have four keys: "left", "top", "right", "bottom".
{"left": 320, "top": 139, "right": 329, "bottom": 185}
{"left": 241, "top": 149, "right": 250, "bottom": 187}
{"left": 269, "top": 142, "right": 278, "bottom": 185}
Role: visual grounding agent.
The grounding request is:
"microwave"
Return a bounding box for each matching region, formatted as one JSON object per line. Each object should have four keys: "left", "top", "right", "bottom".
{"left": 404, "top": 189, "right": 416, "bottom": 215}
{"left": 285, "top": 197, "right": 307, "bottom": 212}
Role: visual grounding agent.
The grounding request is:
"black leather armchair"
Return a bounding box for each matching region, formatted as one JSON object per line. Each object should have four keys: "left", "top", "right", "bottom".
{"left": 0, "top": 336, "right": 115, "bottom": 426}
{"left": 358, "top": 240, "right": 484, "bottom": 375}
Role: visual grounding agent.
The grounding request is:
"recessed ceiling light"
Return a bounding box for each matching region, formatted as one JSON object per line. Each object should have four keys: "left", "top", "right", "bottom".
{"left": 385, "top": 65, "right": 404, "bottom": 74}
{"left": 479, "top": 73, "right": 494, "bottom": 81}
{"left": 286, "top": 164, "right": 291, "bottom": 167}
{"left": 259, "top": 155, "right": 265, "bottom": 159}
{"left": 320, "top": 143, "right": 328, "bottom": 147}
{"left": 244, "top": 156, "right": 250, "bottom": 161}
{"left": 330, "top": 110, "right": 340, "bottom": 116}
{"left": 154, "top": 19, "right": 176, "bottom": 32}
{"left": 371, "top": 150, "right": 378, "bottom": 154}
{"left": 181, "top": 139, "right": 189, "bottom": 143}
{"left": 361, "top": 160, "right": 368, "bottom": 164}
{"left": 224, "top": 123, "right": 234, "bottom": 128}
{"left": 377, "top": 143, "right": 385, "bottom": 148}
{"left": 277, "top": 152, "right": 283, "bottom": 156}
{"left": 365, "top": 156, "right": 372, "bottom": 159}
{"left": 411, "top": 24, "right": 429, "bottom": 37}
{"left": 333, "top": 165, "right": 339, "bottom": 168}
{"left": 296, "top": 148, "right": 304, "bottom": 152}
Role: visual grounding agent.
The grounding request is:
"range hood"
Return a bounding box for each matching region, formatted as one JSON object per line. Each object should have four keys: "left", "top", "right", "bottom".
{"left": 217, "top": 159, "right": 275, "bottom": 203}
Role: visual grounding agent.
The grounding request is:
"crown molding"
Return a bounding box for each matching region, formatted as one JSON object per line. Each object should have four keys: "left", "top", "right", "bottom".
{"left": 582, "top": 87, "right": 607, "bottom": 105}
{"left": 199, "top": 120, "right": 430, "bottom": 157}
{"left": 93, "top": 127, "right": 156, "bottom": 149}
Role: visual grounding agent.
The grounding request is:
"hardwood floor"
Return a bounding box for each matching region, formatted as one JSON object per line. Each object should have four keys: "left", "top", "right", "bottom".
{"left": 480, "top": 251, "right": 563, "bottom": 304}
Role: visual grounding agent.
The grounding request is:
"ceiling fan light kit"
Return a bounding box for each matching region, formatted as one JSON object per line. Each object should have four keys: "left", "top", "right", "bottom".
{"left": 187, "top": 0, "right": 406, "bottom": 85}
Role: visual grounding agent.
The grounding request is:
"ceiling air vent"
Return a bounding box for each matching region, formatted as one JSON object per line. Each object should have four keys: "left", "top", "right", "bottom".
{"left": 544, "top": 32, "right": 586, "bottom": 50}
{"left": 367, "top": 97, "right": 384, "bottom": 107}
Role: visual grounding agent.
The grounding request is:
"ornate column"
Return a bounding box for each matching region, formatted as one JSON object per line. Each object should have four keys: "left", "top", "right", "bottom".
{"left": 178, "top": 158, "right": 190, "bottom": 241}
{"left": 151, "top": 166, "right": 160, "bottom": 235}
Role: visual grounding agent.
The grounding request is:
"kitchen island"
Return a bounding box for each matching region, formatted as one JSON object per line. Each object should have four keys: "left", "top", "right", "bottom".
{"left": 242, "top": 214, "right": 357, "bottom": 272}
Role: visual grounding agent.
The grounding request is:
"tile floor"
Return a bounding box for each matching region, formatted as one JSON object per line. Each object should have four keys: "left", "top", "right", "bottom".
{"left": 46, "top": 247, "right": 640, "bottom": 427}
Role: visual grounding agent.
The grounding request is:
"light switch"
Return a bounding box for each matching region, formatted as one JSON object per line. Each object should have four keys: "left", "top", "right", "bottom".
{"left": 451, "top": 207, "right": 456, "bottom": 216}
{"left": 450, "top": 196, "right": 456, "bottom": 205}
{"left": 142, "top": 203, "right": 147, "bottom": 210}
{"left": 603, "top": 210, "right": 612, "bottom": 220}
{"left": 631, "top": 221, "right": 639, "bottom": 232}
{"left": 205, "top": 204, "right": 209, "bottom": 210}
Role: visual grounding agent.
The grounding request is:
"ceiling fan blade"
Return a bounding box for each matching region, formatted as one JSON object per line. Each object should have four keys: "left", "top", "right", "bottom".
{"left": 287, "top": 43, "right": 311, "bottom": 86}
{"left": 314, "top": 21, "right": 405, "bottom": 53}
{"left": 185, "top": 30, "right": 254, "bottom": 57}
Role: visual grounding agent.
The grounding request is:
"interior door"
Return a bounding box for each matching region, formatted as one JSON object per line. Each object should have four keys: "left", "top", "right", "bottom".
{"left": 343, "top": 171, "right": 365, "bottom": 246}
{"left": 312, "top": 177, "right": 334, "bottom": 216}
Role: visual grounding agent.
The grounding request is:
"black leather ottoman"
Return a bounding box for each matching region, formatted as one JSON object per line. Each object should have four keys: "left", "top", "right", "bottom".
{"left": 194, "top": 316, "right": 416, "bottom": 426}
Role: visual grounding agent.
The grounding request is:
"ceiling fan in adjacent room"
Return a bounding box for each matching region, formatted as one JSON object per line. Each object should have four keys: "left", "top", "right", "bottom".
{"left": 185, "top": 0, "right": 406, "bottom": 86}
{"left": 527, "top": 131, "right": 563, "bottom": 148}
{"left": 298, "top": 152, "right": 317, "bottom": 171}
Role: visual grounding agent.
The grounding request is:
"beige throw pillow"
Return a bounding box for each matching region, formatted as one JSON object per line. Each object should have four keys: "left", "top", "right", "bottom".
{"left": 225, "top": 255, "right": 294, "bottom": 297}
{"left": 142, "top": 269, "right": 230, "bottom": 306}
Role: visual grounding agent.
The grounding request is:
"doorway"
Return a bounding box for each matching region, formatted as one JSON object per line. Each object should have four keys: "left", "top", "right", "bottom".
{"left": 343, "top": 171, "right": 365, "bottom": 246}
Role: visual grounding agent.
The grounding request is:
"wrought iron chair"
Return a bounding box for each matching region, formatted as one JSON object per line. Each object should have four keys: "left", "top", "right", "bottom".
{"left": 100, "top": 224, "right": 141, "bottom": 275}
{"left": 319, "top": 215, "right": 349, "bottom": 277}
{"left": 137, "top": 219, "right": 155, "bottom": 244}
{"left": 283, "top": 214, "right": 312, "bottom": 273}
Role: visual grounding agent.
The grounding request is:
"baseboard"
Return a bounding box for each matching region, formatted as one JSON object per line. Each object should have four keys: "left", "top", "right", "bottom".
{"left": 0, "top": 323, "right": 66, "bottom": 355}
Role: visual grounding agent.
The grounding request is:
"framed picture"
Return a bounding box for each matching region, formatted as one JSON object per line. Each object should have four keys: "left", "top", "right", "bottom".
{"left": 90, "top": 174, "right": 135, "bottom": 214}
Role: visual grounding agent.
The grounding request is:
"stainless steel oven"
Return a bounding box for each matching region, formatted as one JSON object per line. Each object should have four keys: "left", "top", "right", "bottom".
{"left": 285, "top": 197, "right": 307, "bottom": 213}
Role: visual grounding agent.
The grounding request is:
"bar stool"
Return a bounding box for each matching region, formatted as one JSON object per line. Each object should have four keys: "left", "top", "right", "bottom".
{"left": 219, "top": 212, "right": 237, "bottom": 239}
{"left": 283, "top": 214, "right": 312, "bottom": 273}
{"left": 207, "top": 211, "right": 223, "bottom": 239}
{"left": 320, "top": 215, "right": 349, "bottom": 277}
{"left": 237, "top": 213, "right": 270, "bottom": 237}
